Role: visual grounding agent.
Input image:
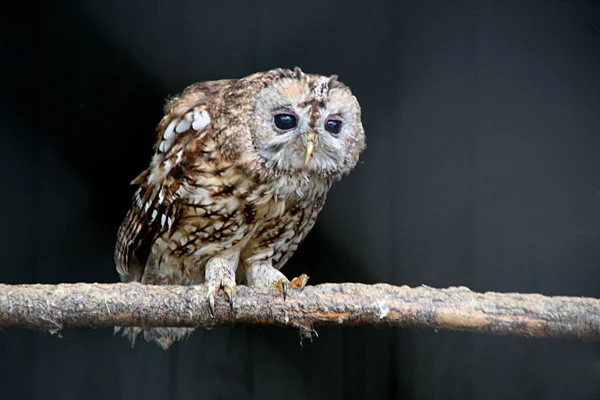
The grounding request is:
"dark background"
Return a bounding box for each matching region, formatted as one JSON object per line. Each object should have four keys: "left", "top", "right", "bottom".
{"left": 2, "top": 1, "right": 600, "bottom": 399}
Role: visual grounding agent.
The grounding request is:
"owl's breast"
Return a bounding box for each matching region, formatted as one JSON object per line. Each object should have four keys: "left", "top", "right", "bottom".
{"left": 238, "top": 174, "right": 331, "bottom": 269}
{"left": 152, "top": 165, "right": 331, "bottom": 281}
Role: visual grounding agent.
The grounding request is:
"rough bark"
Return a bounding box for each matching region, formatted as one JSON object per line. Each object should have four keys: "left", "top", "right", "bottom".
{"left": 1, "top": 282, "right": 599, "bottom": 341}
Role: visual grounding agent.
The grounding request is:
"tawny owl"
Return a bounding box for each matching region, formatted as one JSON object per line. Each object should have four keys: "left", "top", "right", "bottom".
{"left": 114, "top": 67, "right": 366, "bottom": 349}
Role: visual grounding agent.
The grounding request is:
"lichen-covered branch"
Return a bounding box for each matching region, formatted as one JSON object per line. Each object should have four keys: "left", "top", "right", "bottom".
{"left": 0, "top": 282, "right": 599, "bottom": 341}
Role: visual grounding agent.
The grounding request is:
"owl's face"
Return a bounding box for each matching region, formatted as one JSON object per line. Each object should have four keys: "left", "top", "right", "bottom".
{"left": 232, "top": 68, "right": 365, "bottom": 180}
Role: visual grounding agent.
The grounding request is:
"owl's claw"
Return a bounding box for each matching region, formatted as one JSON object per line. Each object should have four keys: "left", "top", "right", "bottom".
{"left": 223, "top": 285, "right": 235, "bottom": 311}
{"left": 206, "top": 286, "right": 234, "bottom": 316}
{"left": 289, "top": 274, "right": 310, "bottom": 291}
{"left": 270, "top": 279, "right": 287, "bottom": 299}
{"left": 282, "top": 281, "right": 288, "bottom": 300}
{"left": 208, "top": 294, "right": 216, "bottom": 317}
{"left": 270, "top": 274, "right": 309, "bottom": 300}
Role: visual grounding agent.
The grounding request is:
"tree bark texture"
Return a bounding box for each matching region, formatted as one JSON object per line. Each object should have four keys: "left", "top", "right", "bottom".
{"left": 0, "top": 282, "right": 599, "bottom": 341}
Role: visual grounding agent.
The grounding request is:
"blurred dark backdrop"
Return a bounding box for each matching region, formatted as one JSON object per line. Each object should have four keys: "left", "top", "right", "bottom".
{"left": 2, "top": 0, "right": 600, "bottom": 399}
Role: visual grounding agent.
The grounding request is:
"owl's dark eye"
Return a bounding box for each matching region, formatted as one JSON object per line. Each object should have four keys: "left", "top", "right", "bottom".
{"left": 324, "top": 118, "right": 342, "bottom": 134}
{"left": 274, "top": 113, "right": 298, "bottom": 131}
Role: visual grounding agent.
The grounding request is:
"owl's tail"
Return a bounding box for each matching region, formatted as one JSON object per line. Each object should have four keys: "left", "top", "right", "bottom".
{"left": 114, "top": 326, "right": 195, "bottom": 350}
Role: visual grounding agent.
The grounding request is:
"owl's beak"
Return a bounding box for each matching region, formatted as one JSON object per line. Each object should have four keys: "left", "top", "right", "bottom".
{"left": 304, "top": 130, "right": 316, "bottom": 164}
{"left": 304, "top": 141, "right": 314, "bottom": 164}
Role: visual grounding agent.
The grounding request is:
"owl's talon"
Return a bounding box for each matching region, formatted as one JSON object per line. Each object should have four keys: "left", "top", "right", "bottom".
{"left": 269, "top": 274, "right": 309, "bottom": 300}
{"left": 282, "top": 280, "right": 288, "bottom": 300}
{"left": 208, "top": 295, "right": 215, "bottom": 317}
{"left": 288, "top": 273, "right": 309, "bottom": 290}
{"left": 270, "top": 278, "right": 288, "bottom": 300}
{"left": 223, "top": 285, "right": 234, "bottom": 311}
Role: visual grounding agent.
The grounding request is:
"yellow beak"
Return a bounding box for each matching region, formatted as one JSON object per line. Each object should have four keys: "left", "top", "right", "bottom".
{"left": 304, "top": 141, "right": 314, "bottom": 164}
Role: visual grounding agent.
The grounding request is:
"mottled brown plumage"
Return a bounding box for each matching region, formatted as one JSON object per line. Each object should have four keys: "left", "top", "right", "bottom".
{"left": 115, "top": 67, "right": 366, "bottom": 348}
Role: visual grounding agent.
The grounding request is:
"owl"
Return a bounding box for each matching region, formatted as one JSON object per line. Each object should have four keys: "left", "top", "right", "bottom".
{"left": 114, "top": 67, "right": 366, "bottom": 349}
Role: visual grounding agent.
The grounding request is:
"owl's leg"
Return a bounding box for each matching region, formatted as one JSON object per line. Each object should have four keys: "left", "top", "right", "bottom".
{"left": 246, "top": 263, "right": 309, "bottom": 300}
{"left": 205, "top": 257, "right": 237, "bottom": 315}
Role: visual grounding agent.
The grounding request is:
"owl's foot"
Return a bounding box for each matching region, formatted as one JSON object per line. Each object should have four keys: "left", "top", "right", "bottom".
{"left": 204, "top": 257, "right": 237, "bottom": 316}
{"left": 246, "top": 263, "right": 308, "bottom": 300}
{"left": 270, "top": 274, "right": 310, "bottom": 300}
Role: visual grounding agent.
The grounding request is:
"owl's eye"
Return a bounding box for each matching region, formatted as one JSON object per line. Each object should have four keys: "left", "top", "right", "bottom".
{"left": 274, "top": 113, "right": 298, "bottom": 131}
{"left": 324, "top": 118, "right": 342, "bottom": 134}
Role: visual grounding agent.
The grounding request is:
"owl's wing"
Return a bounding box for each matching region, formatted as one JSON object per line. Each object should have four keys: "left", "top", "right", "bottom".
{"left": 114, "top": 171, "right": 178, "bottom": 282}
{"left": 114, "top": 79, "right": 235, "bottom": 282}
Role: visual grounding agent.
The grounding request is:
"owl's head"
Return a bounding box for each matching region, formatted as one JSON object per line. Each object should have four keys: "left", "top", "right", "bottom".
{"left": 219, "top": 67, "right": 366, "bottom": 181}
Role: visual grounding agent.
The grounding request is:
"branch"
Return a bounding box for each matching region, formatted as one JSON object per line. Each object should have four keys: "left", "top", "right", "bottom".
{"left": 1, "top": 282, "right": 599, "bottom": 341}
